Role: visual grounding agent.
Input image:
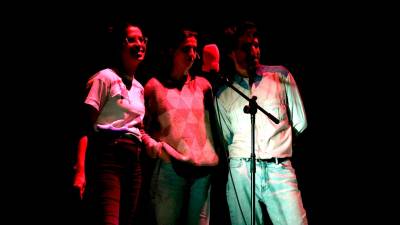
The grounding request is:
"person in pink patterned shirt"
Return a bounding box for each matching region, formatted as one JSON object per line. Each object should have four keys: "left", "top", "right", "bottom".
{"left": 141, "top": 28, "right": 218, "bottom": 225}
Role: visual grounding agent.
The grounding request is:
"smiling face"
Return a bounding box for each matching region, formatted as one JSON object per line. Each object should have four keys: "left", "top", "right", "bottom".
{"left": 122, "top": 25, "right": 147, "bottom": 63}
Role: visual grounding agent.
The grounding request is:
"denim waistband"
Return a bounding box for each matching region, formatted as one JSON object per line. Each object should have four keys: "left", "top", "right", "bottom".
{"left": 93, "top": 131, "right": 141, "bottom": 145}
{"left": 233, "top": 157, "right": 290, "bottom": 164}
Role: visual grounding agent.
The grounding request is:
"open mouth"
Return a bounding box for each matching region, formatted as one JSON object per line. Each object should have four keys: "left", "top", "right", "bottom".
{"left": 130, "top": 47, "right": 145, "bottom": 58}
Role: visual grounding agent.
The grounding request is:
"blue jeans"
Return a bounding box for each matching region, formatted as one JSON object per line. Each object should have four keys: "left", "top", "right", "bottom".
{"left": 151, "top": 160, "right": 211, "bottom": 225}
{"left": 227, "top": 158, "right": 308, "bottom": 225}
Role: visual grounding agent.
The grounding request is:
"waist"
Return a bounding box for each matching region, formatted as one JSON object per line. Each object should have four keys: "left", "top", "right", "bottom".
{"left": 93, "top": 130, "right": 141, "bottom": 145}
{"left": 234, "top": 157, "right": 290, "bottom": 164}
{"left": 113, "top": 134, "right": 140, "bottom": 145}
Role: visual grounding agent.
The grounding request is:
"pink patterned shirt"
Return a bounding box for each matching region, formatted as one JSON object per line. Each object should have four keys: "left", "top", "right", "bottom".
{"left": 143, "top": 75, "right": 218, "bottom": 166}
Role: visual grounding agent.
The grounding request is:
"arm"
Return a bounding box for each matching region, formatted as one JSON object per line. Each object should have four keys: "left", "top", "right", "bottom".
{"left": 140, "top": 129, "right": 162, "bottom": 158}
{"left": 142, "top": 79, "right": 171, "bottom": 162}
{"left": 73, "top": 135, "right": 88, "bottom": 200}
{"left": 285, "top": 72, "right": 307, "bottom": 135}
{"left": 73, "top": 104, "right": 99, "bottom": 200}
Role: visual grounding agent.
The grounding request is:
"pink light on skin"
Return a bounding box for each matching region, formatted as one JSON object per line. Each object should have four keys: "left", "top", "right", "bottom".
{"left": 171, "top": 36, "right": 198, "bottom": 81}
{"left": 202, "top": 44, "right": 220, "bottom": 73}
{"left": 122, "top": 25, "right": 147, "bottom": 72}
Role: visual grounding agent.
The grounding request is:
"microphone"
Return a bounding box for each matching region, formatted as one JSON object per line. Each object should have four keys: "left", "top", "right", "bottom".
{"left": 201, "top": 44, "right": 232, "bottom": 88}
{"left": 202, "top": 44, "right": 226, "bottom": 89}
{"left": 202, "top": 44, "right": 220, "bottom": 74}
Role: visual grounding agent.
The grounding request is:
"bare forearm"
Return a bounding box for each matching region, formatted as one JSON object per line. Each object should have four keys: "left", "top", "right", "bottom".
{"left": 75, "top": 135, "right": 88, "bottom": 171}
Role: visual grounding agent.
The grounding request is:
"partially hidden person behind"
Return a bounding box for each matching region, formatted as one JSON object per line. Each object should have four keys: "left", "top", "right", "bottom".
{"left": 140, "top": 27, "right": 219, "bottom": 225}
{"left": 214, "top": 20, "right": 308, "bottom": 225}
{"left": 72, "top": 18, "right": 148, "bottom": 225}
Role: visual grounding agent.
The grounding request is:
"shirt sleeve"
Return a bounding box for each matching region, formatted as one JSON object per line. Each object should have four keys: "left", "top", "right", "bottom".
{"left": 284, "top": 71, "right": 307, "bottom": 135}
{"left": 84, "top": 77, "right": 108, "bottom": 111}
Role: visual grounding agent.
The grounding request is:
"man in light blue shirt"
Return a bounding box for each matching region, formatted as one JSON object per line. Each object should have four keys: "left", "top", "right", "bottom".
{"left": 214, "top": 21, "right": 308, "bottom": 225}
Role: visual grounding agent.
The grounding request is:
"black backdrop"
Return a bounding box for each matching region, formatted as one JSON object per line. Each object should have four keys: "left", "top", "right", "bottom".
{"left": 21, "top": 4, "right": 356, "bottom": 224}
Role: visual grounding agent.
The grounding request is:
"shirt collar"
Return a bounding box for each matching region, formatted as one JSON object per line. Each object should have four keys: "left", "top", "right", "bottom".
{"left": 233, "top": 69, "right": 263, "bottom": 90}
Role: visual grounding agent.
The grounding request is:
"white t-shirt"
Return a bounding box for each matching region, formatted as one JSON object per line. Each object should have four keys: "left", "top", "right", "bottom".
{"left": 85, "top": 68, "right": 145, "bottom": 139}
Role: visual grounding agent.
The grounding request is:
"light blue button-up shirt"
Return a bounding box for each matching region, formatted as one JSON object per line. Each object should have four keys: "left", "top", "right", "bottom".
{"left": 214, "top": 65, "right": 307, "bottom": 159}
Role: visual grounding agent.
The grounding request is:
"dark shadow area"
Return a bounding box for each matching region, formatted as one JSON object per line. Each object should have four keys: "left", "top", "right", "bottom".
{"left": 31, "top": 5, "right": 345, "bottom": 224}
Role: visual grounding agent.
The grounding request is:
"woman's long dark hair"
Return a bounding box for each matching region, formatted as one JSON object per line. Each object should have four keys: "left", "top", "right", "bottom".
{"left": 154, "top": 28, "right": 199, "bottom": 83}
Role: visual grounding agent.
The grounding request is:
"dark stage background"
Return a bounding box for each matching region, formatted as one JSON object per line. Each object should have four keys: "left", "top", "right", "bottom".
{"left": 20, "top": 5, "right": 364, "bottom": 225}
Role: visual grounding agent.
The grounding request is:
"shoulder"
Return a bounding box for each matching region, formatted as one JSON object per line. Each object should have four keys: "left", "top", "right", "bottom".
{"left": 259, "top": 65, "right": 290, "bottom": 77}
{"left": 144, "top": 77, "right": 163, "bottom": 98}
{"left": 144, "top": 77, "right": 162, "bottom": 89}
{"left": 88, "top": 68, "right": 120, "bottom": 84}
{"left": 193, "top": 75, "right": 210, "bottom": 84}
{"left": 214, "top": 83, "right": 232, "bottom": 107}
{"left": 215, "top": 83, "right": 229, "bottom": 97}
{"left": 193, "top": 75, "right": 212, "bottom": 89}
{"left": 86, "top": 69, "right": 121, "bottom": 90}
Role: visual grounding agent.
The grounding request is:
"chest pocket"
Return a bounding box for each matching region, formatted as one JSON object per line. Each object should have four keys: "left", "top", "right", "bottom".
{"left": 260, "top": 101, "right": 288, "bottom": 123}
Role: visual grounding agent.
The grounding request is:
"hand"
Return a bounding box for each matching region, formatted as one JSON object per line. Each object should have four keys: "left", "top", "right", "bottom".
{"left": 140, "top": 129, "right": 162, "bottom": 158}
{"left": 158, "top": 142, "right": 171, "bottom": 162}
{"left": 73, "top": 170, "right": 86, "bottom": 200}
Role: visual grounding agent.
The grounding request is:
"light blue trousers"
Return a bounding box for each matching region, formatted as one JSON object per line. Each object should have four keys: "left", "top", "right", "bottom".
{"left": 227, "top": 158, "right": 308, "bottom": 225}
{"left": 151, "top": 160, "right": 211, "bottom": 225}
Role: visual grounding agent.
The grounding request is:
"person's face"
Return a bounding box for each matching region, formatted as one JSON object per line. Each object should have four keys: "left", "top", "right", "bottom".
{"left": 123, "top": 25, "right": 147, "bottom": 62}
{"left": 233, "top": 28, "right": 261, "bottom": 70}
{"left": 173, "top": 36, "right": 198, "bottom": 72}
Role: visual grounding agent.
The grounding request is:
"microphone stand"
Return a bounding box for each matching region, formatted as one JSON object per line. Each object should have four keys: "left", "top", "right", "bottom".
{"left": 218, "top": 74, "right": 279, "bottom": 225}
